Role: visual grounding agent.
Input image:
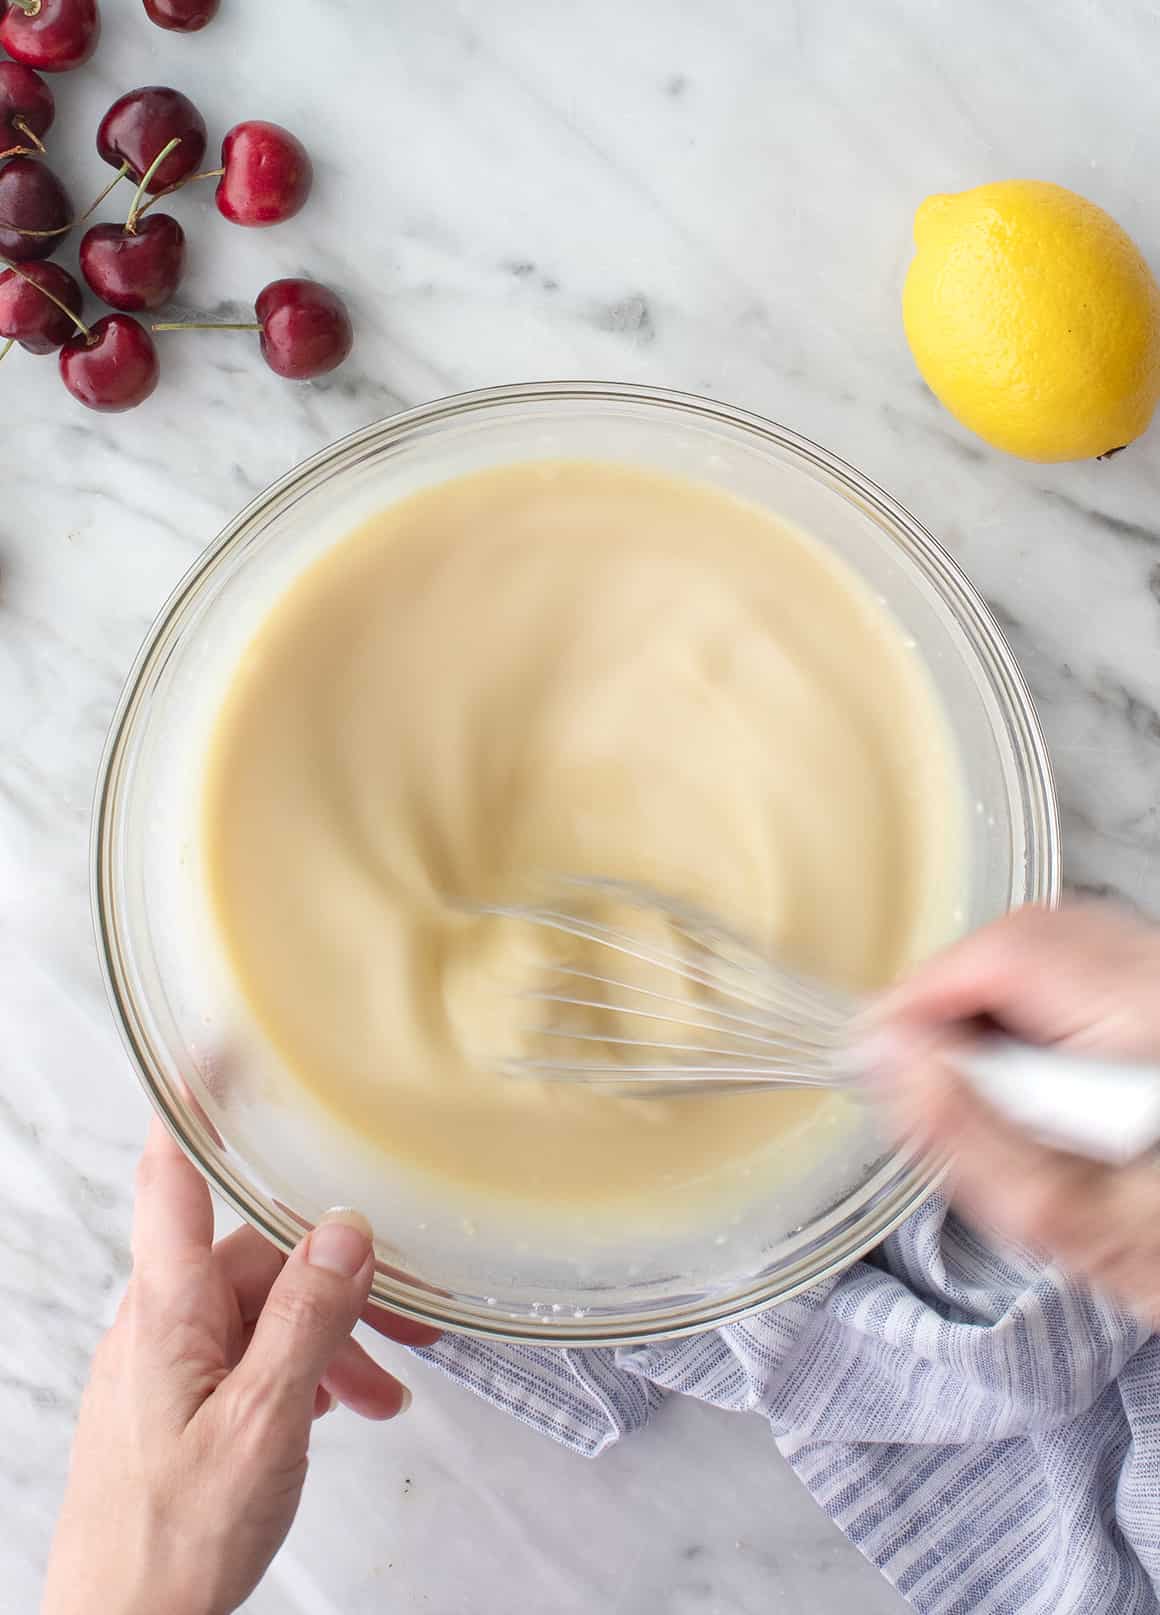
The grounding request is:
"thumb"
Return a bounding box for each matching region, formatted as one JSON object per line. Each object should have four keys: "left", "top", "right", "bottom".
{"left": 226, "top": 1211, "right": 375, "bottom": 1441}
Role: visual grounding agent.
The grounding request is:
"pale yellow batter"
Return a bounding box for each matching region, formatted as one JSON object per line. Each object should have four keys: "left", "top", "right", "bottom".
{"left": 203, "top": 461, "right": 963, "bottom": 1208}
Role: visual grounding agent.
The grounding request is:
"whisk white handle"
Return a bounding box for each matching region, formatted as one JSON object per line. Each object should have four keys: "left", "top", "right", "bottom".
{"left": 953, "top": 1038, "right": 1160, "bottom": 1165}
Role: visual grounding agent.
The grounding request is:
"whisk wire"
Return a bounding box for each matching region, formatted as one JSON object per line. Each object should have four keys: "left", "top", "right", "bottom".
{"left": 505, "top": 1059, "right": 835, "bottom": 1084}
{"left": 480, "top": 880, "right": 856, "bottom": 1094}
{"left": 530, "top": 1025, "right": 826, "bottom": 1068}
{"left": 549, "top": 876, "right": 850, "bottom": 1023}
{"left": 485, "top": 899, "right": 847, "bottom": 1031}
{"left": 524, "top": 971, "right": 845, "bottom": 1052}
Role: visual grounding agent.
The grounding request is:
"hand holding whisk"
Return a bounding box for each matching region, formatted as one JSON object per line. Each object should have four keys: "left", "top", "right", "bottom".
{"left": 479, "top": 879, "right": 1160, "bottom": 1166}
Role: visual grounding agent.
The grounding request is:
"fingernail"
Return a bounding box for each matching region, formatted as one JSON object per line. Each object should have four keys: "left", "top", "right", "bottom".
{"left": 395, "top": 1385, "right": 413, "bottom": 1417}
{"left": 308, "top": 1208, "right": 374, "bottom": 1277}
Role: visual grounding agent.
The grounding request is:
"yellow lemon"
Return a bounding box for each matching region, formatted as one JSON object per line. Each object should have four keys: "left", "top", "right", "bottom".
{"left": 903, "top": 180, "right": 1160, "bottom": 462}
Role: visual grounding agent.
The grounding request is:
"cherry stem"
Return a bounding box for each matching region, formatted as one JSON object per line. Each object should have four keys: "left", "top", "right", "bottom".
{"left": 78, "top": 163, "right": 130, "bottom": 227}
{"left": 0, "top": 256, "right": 91, "bottom": 340}
{"left": 125, "top": 139, "right": 181, "bottom": 234}
{"left": 152, "top": 321, "right": 261, "bottom": 332}
{"left": 0, "top": 118, "right": 47, "bottom": 160}
{"left": 6, "top": 0, "right": 41, "bottom": 14}
{"left": 0, "top": 217, "right": 71, "bottom": 238}
{"left": 13, "top": 120, "right": 44, "bottom": 153}
{"left": 135, "top": 166, "right": 225, "bottom": 222}
{"left": 0, "top": 339, "right": 13, "bottom": 364}
{"left": 0, "top": 163, "right": 130, "bottom": 241}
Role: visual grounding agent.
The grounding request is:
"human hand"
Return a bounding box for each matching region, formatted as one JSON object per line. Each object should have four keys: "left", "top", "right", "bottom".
{"left": 42, "top": 1120, "right": 440, "bottom": 1615}
{"left": 867, "top": 903, "right": 1160, "bottom": 1321}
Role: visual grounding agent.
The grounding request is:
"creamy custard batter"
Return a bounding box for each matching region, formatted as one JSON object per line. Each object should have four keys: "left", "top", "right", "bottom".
{"left": 203, "top": 462, "right": 963, "bottom": 1208}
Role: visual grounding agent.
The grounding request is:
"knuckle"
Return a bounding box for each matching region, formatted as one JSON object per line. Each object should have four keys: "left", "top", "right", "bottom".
{"left": 133, "top": 1150, "right": 166, "bottom": 1198}
{"left": 224, "top": 1373, "right": 308, "bottom": 1472}
{"left": 134, "top": 1149, "right": 175, "bottom": 1201}
{"left": 224, "top": 1367, "right": 302, "bottom": 1457}
{"left": 264, "top": 1281, "right": 334, "bottom": 1341}
{"left": 226, "top": 1367, "right": 279, "bottom": 1435}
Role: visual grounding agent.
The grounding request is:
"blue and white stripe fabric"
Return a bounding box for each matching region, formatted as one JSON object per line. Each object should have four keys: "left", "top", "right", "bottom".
{"left": 418, "top": 1193, "right": 1160, "bottom": 1613}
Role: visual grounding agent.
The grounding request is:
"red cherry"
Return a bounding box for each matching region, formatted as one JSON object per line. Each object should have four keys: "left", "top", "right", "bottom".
{"left": 0, "top": 259, "right": 82, "bottom": 352}
{"left": 59, "top": 313, "right": 158, "bottom": 411}
{"left": 255, "top": 279, "right": 352, "bottom": 379}
{"left": 97, "top": 87, "right": 207, "bottom": 194}
{"left": 216, "top": 121, "right": 312, "bottom": 228}
{"left": 0, "top": 62, "right": 54, "bottom": 157}
{"left": 0, "top": 0, "right": 100, "bottom": 73}
{"left": 0, "top": 155, "right": 71, "bottom": 261}
{"left": 143, "top": 0, "right": 219, "bottom": 30}
{"left": 79, "top": 213, "right": 185, "bottom": 312}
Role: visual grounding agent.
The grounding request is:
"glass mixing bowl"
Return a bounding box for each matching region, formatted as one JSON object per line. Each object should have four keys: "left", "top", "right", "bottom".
{"left": 92, "top": 382, "right": 1060, "bottom": 1346}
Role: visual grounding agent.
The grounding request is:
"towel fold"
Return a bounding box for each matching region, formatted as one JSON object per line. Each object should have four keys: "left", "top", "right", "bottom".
{"left": 418, "top": 1193, "right": 1160, "bottom": 1613}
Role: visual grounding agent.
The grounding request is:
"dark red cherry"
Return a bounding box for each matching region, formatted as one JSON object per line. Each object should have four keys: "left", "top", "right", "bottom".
{"left": 0, "top": 62, "right": 55, "bottom": 157}
{"left": 97, "top": 87, "right": 207, "bottom": 194}
{"left": 255, "top": 279, "right": 352, "bottom": 379}
{"left": 59, "top": 313, "right": 159, "bottom": 411}
{"left": 143, "top": 0, "right": 219, "bottom": 29}
{"left": 0, "top": 155, "right": 72, "bottom": 261}
{"left": 80, "top": 214, "right": 185, "bottom": 312}
{"left": 0, "top": 0, "right": 100, "bottom": 73}
{"left": 216, "top": 121, "right": 312, "bottom": 227}
{"left": 0, "top": 259, "right": 82, "bottom": 352}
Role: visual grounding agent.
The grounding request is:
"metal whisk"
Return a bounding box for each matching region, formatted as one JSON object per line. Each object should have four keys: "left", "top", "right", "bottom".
{"left": 478, "top": 878, "right": 1160, "bottom": 1165}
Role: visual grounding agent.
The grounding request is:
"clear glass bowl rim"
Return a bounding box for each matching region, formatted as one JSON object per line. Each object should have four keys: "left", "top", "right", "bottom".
{"left": 91, "top": 380, "right": 1062, "bottom": 1346}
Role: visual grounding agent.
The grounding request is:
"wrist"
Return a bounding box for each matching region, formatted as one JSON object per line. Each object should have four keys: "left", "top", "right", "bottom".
{"left": 43, "top": 1540, "right": 224, "bottom": 1615}
{"left": 44, "top": 1580, "right": 219, "bottom": 1615}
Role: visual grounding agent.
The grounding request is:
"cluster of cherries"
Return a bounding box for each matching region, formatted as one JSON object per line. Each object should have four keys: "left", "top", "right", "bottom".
{"left": 0, "top": 0, "right": 353, "bottom": 411}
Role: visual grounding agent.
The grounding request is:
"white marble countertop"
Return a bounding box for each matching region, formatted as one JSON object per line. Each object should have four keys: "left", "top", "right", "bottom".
{"left": 5, "top": 1, "right": 1160, "bottom": 1610}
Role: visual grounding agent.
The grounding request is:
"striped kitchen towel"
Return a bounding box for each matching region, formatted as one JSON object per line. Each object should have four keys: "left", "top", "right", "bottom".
{"left": 418, "top": 1192, "right": 1160, "bottom": 1613}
